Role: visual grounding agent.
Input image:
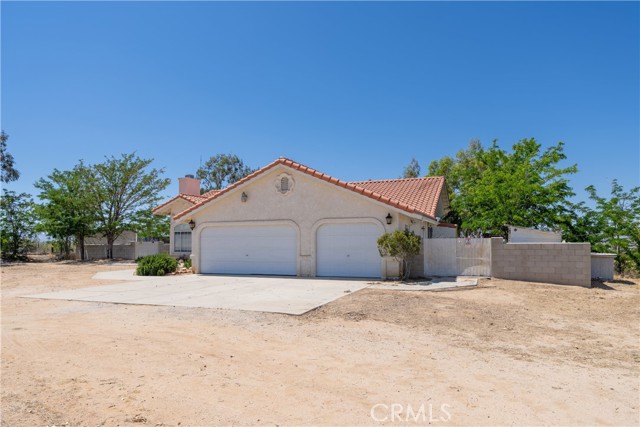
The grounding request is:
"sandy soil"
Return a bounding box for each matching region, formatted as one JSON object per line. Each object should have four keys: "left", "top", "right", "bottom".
{"left": 1, "top": 259, "right": 638, "bottom": 426}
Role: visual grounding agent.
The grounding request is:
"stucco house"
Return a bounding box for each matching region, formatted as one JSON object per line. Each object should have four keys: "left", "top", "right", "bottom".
{"left": 153, "top": 157, "right": 453, "bottom": 279}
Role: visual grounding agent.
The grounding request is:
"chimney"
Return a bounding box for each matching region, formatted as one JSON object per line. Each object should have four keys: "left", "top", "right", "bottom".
{"left": 178, "top": 174, "right": 201, "bottom": 196}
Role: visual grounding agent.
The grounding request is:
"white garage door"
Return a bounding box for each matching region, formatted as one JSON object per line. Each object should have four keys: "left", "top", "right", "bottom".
{"left": 316, "top": 222, "right": 382, "bottom": 278}
{"left": 200, "top": 225, "right": 297, "bottom": 275}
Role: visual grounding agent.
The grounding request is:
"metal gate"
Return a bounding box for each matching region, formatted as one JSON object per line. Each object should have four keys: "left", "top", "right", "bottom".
{"left": 424, "top": 238, "right": 491, "bottom": 276}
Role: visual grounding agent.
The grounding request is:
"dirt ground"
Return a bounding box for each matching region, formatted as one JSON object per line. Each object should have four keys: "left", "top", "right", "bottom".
{"left": 1, "top": 259, "right": 638, "bottom": 426}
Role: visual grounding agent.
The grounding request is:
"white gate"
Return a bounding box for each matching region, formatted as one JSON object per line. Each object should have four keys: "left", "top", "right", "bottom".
{"left": 424, "top": 238, "right": 491, "bottom": 276}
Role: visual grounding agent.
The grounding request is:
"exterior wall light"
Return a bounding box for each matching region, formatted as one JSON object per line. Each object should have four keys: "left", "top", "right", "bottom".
{"left": 188, "top": 220, "right": 196, "bottom": 230}
{"left": 386, "top": 213, "right": 393, "bottom": 225}
{"left": 241, "top": 192, "right": 248, "bottom": 203}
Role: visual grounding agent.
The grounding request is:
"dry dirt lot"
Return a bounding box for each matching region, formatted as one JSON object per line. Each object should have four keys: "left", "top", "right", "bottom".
{"left": 1, "top": 259, "right": 639, "bottom": 426}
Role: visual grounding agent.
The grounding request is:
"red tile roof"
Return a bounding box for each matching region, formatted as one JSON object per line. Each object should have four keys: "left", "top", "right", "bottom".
{"left": 152, "top": 190, "right": 221, "bottom": 214}
{"left": 171, "top": 157, "right": 446, "bottom": 221}
{"left": 349, "top": 177, "right": 445, "bottom": 219}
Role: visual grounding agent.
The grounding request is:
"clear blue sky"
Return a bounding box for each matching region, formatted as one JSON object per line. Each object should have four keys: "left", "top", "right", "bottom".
{"left": 2, "top": 1, "right": 638, "bottom": 205}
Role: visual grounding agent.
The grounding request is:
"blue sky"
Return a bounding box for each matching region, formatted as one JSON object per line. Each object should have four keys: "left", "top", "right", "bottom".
{"left": 2, "top": 1, "right": 638, "bottom": 205}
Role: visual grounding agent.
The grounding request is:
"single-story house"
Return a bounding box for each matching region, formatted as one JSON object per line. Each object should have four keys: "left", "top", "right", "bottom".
{"left": 153, "top": 157, "right": 453, "bottom": 278}
{"left": 507, "top": 225, "right": 562, "bottom": 243}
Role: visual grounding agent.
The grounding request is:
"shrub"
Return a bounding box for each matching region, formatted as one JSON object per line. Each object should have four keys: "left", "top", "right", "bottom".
{"left": 136, "top": 253, "right": 178, "bottom": 276}
{"left": 183, "top": 257, "right": 192, "bottom": 269}
{"left": 377, "top": 230, "right": 422, "bottom": 280}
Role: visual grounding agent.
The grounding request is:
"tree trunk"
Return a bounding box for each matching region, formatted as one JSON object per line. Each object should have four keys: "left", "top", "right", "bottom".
{"left": 77, "top": 234, "right": 85, "bottom": 261}
{"left": 107, "top": 235, "right": 114, "bottom": 259}
{"left": 63, "top": 237, "right": 71, "bottom": 258}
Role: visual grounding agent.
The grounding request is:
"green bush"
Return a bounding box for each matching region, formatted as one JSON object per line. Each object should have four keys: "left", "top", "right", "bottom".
{"left": 377, "top": 230, "right": 422, "bottom": 280}
{"left": 183, "top": 257, "right": 192, "bottom": 269}
{"left": 136, "top": 253, "right": 178, "bottom": 276}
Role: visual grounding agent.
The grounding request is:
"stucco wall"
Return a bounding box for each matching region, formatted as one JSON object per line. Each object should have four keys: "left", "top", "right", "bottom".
{"left": 184, "top": 165, "right": 434, "bottom": 277}
{"left": 490, "top": 237, "right": 591, "bottom": 287}
{"left": 168, "top": 199, "right": 194, "bottom": 256}
{"left": 508, "top": 226, "right": 562, "bottom": 243}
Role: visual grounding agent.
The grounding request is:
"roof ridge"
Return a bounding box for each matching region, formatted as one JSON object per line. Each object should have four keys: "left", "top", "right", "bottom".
{"left": 171, "top": 157, "right": 442, "bottom": 221}
{"left": 350, "top": 176, "right": 444, "bottom": 184}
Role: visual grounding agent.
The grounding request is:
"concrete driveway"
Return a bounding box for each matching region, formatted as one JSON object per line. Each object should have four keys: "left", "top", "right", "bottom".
{"left": 24, "top": 270, "right": 372, "bottom": 315}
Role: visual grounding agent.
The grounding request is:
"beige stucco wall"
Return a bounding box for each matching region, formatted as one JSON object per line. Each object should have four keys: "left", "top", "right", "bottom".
{"left": 168, "top": 199, "right": 195, "bottom": 256}
{"left": 181, "top": 165, "right": 435, "bottom": 277}
{"left": 491, "top": 237, "right": 591, "bottom": 287}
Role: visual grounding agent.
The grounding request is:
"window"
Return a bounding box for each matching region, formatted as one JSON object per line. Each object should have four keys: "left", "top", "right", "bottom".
{"left": 174, "top": 223, "right": 192, "bottom": 252}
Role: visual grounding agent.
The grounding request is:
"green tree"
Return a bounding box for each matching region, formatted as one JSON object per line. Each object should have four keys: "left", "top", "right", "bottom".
{"left": 558, "top": 201, "right": 600, "bottom": 244}
{"left": 585, "top": 180, "right": 640, "bottom": 274}
{"left": 132, "top": 209, "right": 170, "bottom": 242}
{"left": 85, "top": 153, "right": 170, "bottom": 259}
{"left": 0, "top": 190, "right": 36, "bottom": 259}
{"left": 428, "top": 139, "right": 484, "bottom": 199}
{"left": 428, "top": 138, "right": 576, "bottom": 237}
{"left": 377, "top": 230, "right": 422, "bottom": 280}
{"left": 0, "top": 131, "right": 20, "bottom": 183}
{"left": 34, "top": 163, "right": 96, "bottom": 259}
{"left": 196, "top": 154, "right": 254, "bottom": 192}
{"left": 402, "top": 158, "right": 421, "bottom": 178}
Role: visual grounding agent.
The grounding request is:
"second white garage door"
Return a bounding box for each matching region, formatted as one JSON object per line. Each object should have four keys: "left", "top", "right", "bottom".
{"left": 200, "top": 224, "right": 297, "bottom": 275}
{"left": 316, "top": 222, "right": 382, "bottom": 278}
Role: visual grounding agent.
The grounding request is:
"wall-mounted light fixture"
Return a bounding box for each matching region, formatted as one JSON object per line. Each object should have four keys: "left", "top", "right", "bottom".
{"left": 188, "top": 219, "right": 196, "bottom": 231}
{"left": 386, "top": 213, "right": 393, "bottom": 225}
{"left": 241, "top": 192, "right": 248, "bottom": 203}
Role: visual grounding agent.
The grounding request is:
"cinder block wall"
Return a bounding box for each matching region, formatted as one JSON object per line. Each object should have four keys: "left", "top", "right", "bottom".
{"left": 490, "top": 237, "right": 591, "bottom": 287}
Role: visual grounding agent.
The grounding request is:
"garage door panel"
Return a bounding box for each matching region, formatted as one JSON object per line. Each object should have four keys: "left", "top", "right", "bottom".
{"left": 316, "top": 222, "right": 381, "bottom": 278}
{"left": 201, "top": 225, "right": 297, "bottom": 275}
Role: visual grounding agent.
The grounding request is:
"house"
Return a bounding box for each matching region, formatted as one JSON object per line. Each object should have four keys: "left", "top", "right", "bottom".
{"left": 507, "top": 225, "right": 562, "bottom": 243}
{"left": 153, "top": 158, "right": 452, "bottom": 278}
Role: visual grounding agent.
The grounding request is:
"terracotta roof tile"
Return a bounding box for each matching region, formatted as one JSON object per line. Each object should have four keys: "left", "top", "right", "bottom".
{"left": 152, "top": 190, "right": 221, "bottom": 213}
{"left": 171, "top": 158, "right": 445, "bottom": 221}
{"left": 349, "top": 176, "right": 446, "bottom": 218}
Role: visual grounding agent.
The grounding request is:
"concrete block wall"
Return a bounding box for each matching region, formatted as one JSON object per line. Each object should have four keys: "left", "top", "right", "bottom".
{"left": 491, "top": 238, "right": 591, "bottom": 287}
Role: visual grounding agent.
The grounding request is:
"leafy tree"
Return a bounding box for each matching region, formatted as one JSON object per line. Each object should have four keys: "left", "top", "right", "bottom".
{"left": 34, "top": 163, "right": 96, "bottom": 259}
{"left": 427, "top": 138, "right": 577, "bottom": 237}
{"left": 402, "top": 158, "right": 421, "bottom": 178}
{"left": 585, "top": 180, "right": 640, "bottom": 274}
{"left": 132, "top": 209, "right": 170, "bottom": 242}
{"left": 428, "top": 139, "right": 484, "bottom": 199}
{"left": 196, "top": 154, "right": 254, "bottom": 192}
{"left": 557, "top": 201, "right": 600, "bottom": 244}
{"left": 84, "top": 153, "right": 170, "bottom": 259}
{"left": 0, "top": 190, "right": 37, "bottom": 259}
{"left": 377, "top": 229, "right": 422, "bottom": 280}
{"left": 0, "top": 131, "right": 20, "bottom": 183}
